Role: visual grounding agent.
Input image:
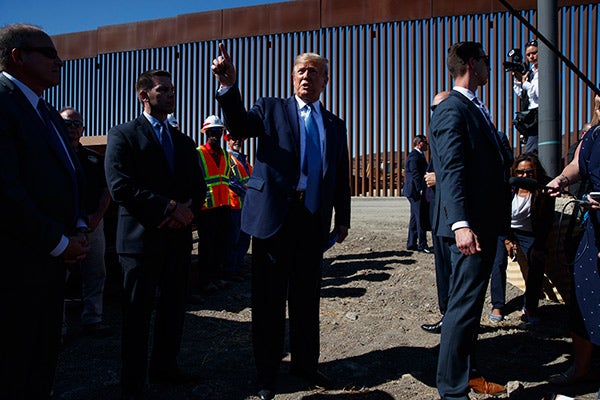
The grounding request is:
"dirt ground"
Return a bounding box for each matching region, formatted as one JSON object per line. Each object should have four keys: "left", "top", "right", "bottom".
{"left": 55, "top": 197, "right": 599, "bottom": 400}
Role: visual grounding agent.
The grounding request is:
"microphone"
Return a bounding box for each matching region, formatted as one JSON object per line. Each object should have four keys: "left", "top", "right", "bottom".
{"left": 508, "top": 176, "right": 563, "bottom": 195}
{"left": 509, "top": 176, "right": 541, "bottom": 192}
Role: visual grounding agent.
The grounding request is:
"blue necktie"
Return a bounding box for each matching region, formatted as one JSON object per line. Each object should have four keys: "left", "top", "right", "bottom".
{"left": 302, "top": 104, "right": 322, "bottom": 214}
{"left": 37, "top": 99, "right": 75, "bottom": 176}
{"left": 157, "top": 122, "right": 175, "bottom": 172}
{"left": 37, "top": 99, "right": 79, "bottom": 219}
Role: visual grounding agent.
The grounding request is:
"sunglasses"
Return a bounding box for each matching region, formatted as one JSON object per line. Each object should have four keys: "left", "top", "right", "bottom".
{"left": 431, "top": 104, "right": 438, "bottom": 111}
{"left": 63, "top": 120, "right": 84, "bottom": 127}
{"left": 20, "top": 46, "right": 59, "bottom": 59}
{"left": 515, "top": 168, "right": 535, "bottom": 176}
{"left": 526, "top": 40, "right": 538, "bottom": 48}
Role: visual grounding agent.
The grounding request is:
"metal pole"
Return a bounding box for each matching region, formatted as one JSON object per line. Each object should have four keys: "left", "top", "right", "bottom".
{"left": 537, "top": 0, "right": 560, "bottom": 176}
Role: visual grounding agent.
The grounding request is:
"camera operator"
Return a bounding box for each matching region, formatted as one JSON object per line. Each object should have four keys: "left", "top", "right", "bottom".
{"left": 510, "top": 40, "right": 539, "bottom": 154}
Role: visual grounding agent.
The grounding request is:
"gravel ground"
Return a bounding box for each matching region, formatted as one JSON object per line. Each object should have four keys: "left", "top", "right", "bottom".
{"left": 55, "top": 197, "right": 599, "bottom": 400}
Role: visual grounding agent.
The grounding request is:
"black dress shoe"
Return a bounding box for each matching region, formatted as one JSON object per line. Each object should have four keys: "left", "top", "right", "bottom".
{"left": 406, "top": 245, "right": 418, "bottom": 251}
{"left": 421, "top": 318, "right": 443, "bottom": 334}
{"left": 418, "top": 246, "right": 432, "bottom": 254}
{"left": 148, "top": 368, "right": 201, "bottom": 384}
{"left": 290, "top": 368, "right": 332, "bottom": 389}
{"left": 257, "top": 388, "right": 274, "bottom": 400}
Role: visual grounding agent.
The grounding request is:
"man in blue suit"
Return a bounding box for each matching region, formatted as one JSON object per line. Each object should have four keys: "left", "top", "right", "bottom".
{"left": 403, "top": 135, "right": 430, "bottom": 252}
{"left": 211, "top": 44, "right": 351, "bottom": 400}
{"left": 0, "top": 24, "right": 89, "bottom": 399}
{"left": 429, "top": 42, "right": 511, "bottom": 399}
{"left": 105, "top": 70, "right": 206, "bottom": 400}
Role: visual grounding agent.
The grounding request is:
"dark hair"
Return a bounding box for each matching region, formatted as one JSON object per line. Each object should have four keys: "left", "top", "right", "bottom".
{"left": 0, "top": 24, "right": 46, "bottom": 70}
{"left": 135, "top": 70, "right": 171, "bottom": 94}
{"left": 526, "top": 39, "right": 538, "bottom": 48}
{"left": 413, "top": 135, "right": 427, "bottom": 147}
{"left": 447, "top": 41, "right": 484, "bottom": 78}
{"left": 511, "top": 152, "right": 547, "bottom": 183}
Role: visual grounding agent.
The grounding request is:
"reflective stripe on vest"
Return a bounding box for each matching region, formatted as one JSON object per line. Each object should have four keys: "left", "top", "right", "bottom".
{"left": 198, "top": 145, "right": 231, "bottom": 210}
{"left": 229, "top": 154, "right": 253, "bottom": 210}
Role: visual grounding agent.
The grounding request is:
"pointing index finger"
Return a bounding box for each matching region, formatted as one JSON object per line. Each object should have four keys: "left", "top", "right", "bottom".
{"left": 219, "top": 43, "right": 230, "bottom": 61}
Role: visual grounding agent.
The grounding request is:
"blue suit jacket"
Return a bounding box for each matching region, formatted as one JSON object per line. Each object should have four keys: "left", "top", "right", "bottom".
{"left": 403, "top": 149, "right": 427, "bottom": 200}
{"left": 216, "top": 86, "right": 351, "bottom": 246}
{"left": 0, "top": 74, "right": 86, "bottom": 286}
{"left": 429, "top": 90, "right": 510, "bottom": 239}
{"left": 105, "top": 115, "right": 206, "bottom": 254}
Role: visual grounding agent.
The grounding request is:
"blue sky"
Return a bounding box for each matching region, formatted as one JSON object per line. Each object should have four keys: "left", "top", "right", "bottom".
{"left": 3, "top": 0, "right": 289, "bottom": 36}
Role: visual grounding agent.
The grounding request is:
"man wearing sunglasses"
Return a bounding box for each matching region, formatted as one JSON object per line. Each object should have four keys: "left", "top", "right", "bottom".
{"left": 0, "top": 24, "right": 89, "bottom": 399}
{"left": 430, "top": 41, "right": 511, "bottom": 400}
{"left": 60, "top": 107, "right": 113, "bottom": 338}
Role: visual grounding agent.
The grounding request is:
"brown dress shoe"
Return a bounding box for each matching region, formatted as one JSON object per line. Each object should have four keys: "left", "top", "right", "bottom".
{"left": 468, "top": 376, "right": 506, "bottom": 395}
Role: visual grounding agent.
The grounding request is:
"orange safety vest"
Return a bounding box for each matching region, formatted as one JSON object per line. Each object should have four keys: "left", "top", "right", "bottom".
{"left": 198, "top": 145, "right": 231, "bottom": 210}
{"left": 229, "top": 153, "right": 253, "bottom": 210}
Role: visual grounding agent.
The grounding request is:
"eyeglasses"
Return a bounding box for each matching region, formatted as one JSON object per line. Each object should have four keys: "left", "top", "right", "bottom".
{"left": 430, "top": 104, "right": 438, "bottom": 111}
{"left": 515, "top": 168, "right": 535, "bottom": 176}
{"left": 205, "top": 128, "right": 223, "bottom": 134}
{"left": 20, "top": 46, "right": 59, "bottom": 59}
{"left": 526, "top": 40, "right": 538, "bottom": 48}
{"left": 63, "top": 120, "right": 83, "bottom": 127}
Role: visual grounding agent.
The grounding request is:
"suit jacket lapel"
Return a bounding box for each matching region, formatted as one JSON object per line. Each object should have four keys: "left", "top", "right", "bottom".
{"left": 137, "top": 114, "right": 174, "bottom": 174}
{"left": 320, "top": 104, "right": 335, "bottom": 177}
{"left": 285, "top": 97, "right": 301, "bottom": 156}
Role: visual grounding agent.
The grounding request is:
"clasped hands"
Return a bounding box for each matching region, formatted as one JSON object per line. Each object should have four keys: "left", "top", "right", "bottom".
{"left": 61, "top": 231, "right": 89, "bottom": 264}
{"left": 158, "top": 199, "right": 194, "bottom": 230}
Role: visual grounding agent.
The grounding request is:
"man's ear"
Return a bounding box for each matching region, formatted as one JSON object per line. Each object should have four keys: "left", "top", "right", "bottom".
{"left": 10, "top": 48, "right": 24, "bottom": 66}
{"left": 138, "top": 90, "right": 148, "bottom": 103}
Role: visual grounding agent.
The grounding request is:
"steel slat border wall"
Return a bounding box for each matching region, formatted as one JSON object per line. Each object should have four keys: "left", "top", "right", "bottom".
{"left": 47, "top": 4, "right": 599, "bottom": 197}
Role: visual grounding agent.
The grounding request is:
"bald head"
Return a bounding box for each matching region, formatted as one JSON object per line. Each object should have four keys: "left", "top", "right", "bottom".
{"left": 431, "top": 91, "right": 450, "bottom": 110}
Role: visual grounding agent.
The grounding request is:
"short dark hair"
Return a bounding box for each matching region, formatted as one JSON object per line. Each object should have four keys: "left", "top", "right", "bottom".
{"left": 0, "top": 24, "right": 46, "bottom": 71}
{"left": 447, "top": 41, "right": 484, "bottom": 78}
{"left": 135, "top": 70, "right": 171, "bottom": 94}
{"left": 413, "top": 135, "right": 427, "bottom": 147}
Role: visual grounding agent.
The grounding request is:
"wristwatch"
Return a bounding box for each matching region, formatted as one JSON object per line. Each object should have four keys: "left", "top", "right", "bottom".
{"left": 166, "top": 199, "right": 177, "bottom": 215}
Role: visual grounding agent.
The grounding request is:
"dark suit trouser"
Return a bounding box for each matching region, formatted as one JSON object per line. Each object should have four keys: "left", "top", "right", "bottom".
{"left": 196, "top": 206, "right": 231, "bottom": 285}
{"left": 407, "top": 197, "right": 428, "bottom": 249}
{"left": 489, "top": 237, "right": 508, "bottom": 310}
{"left": 251, "top": 203, "right": 323, "bottom": 388}
{"left": 437, "top": 235, "right": 498, "bottom": 400}
{"left": 433, "top": 234, "right": 452, "bottom": 314}
{"left": 0, "top": 259, "right": 65, "bottom": 400}
{"left": 119, "top": 244, "right": 190, "bottom": 395}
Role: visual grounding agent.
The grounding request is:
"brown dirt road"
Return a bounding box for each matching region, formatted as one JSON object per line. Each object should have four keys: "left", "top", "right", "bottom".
{"left": 55, "top": 198, "right": 599, "bottom": 399}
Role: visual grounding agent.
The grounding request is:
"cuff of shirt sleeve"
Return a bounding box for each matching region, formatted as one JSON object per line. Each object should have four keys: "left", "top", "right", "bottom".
{"left": 50, "top": 235, "right": 69, "bottom": 257}
{"left": 451, "top": 221, "right": 470, "bottom": 231}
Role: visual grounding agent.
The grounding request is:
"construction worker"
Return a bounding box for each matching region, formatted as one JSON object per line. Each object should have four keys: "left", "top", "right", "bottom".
{"left": 196, "top": 115, "right": 232, "bottom": 293}
{"left": 225, "top": 133, "right": 253, "bottom": 281}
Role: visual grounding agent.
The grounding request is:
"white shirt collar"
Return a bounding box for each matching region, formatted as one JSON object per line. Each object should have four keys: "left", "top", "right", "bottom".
{"left": 294, "top": 95, "right": 321, "bottom": 117}
{"left": 143, "top": 111, "right": 167, "bottom": 127}
{"left": 453, "top": 86, "right": 476, "bottom": 102}
{"left": 2, "top": 71, "right": 44, "bottom": 109}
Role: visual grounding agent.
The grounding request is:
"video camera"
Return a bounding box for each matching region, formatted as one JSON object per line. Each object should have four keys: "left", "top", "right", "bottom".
{"left": 503, "top": 48, "right": 528, "bottom": 75}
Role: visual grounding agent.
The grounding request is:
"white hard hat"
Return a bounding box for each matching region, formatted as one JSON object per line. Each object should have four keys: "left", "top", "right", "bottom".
{"left": 201, "top": 115, "right": 224, "bottom": 133}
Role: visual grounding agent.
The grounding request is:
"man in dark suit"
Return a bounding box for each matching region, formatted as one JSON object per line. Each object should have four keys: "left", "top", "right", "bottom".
{"left": 403, "top": 135, "right": 430, "bottom": 252}
{"left": 104, "top": 70, "right": 206, "bottom": 400}
{"left": 0, "top": 24, "right": 89, "bottom": 399}
{"left": 211, "top": 44, "right": 351, "bottom": 400}
{"left": 429, "top": 42, "right": 510, "bottom": 400}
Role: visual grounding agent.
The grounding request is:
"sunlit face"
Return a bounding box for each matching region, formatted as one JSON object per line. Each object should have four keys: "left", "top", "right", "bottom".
{"left": 15, "top": 32, "right": 63, "bottom": 95}
{"left": 514, "top": 160, "right": 536, "bottom": 179}
{"left": 292, "top": 60, "right": 328, "bottom": 104}
{"left": 472, "top": 52, "right": 490, "bottom": 86}
{"left": 229, "top": 138, "right": 243, "bottom": 153}
{"left": 139, "top": 76, "right": 175, "bottom": 117}
{"left": 525, "top": 45, "right": 538, "bottom": 67}
{"left": 60, "top": 109, "right": 85, "bottom": 148}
